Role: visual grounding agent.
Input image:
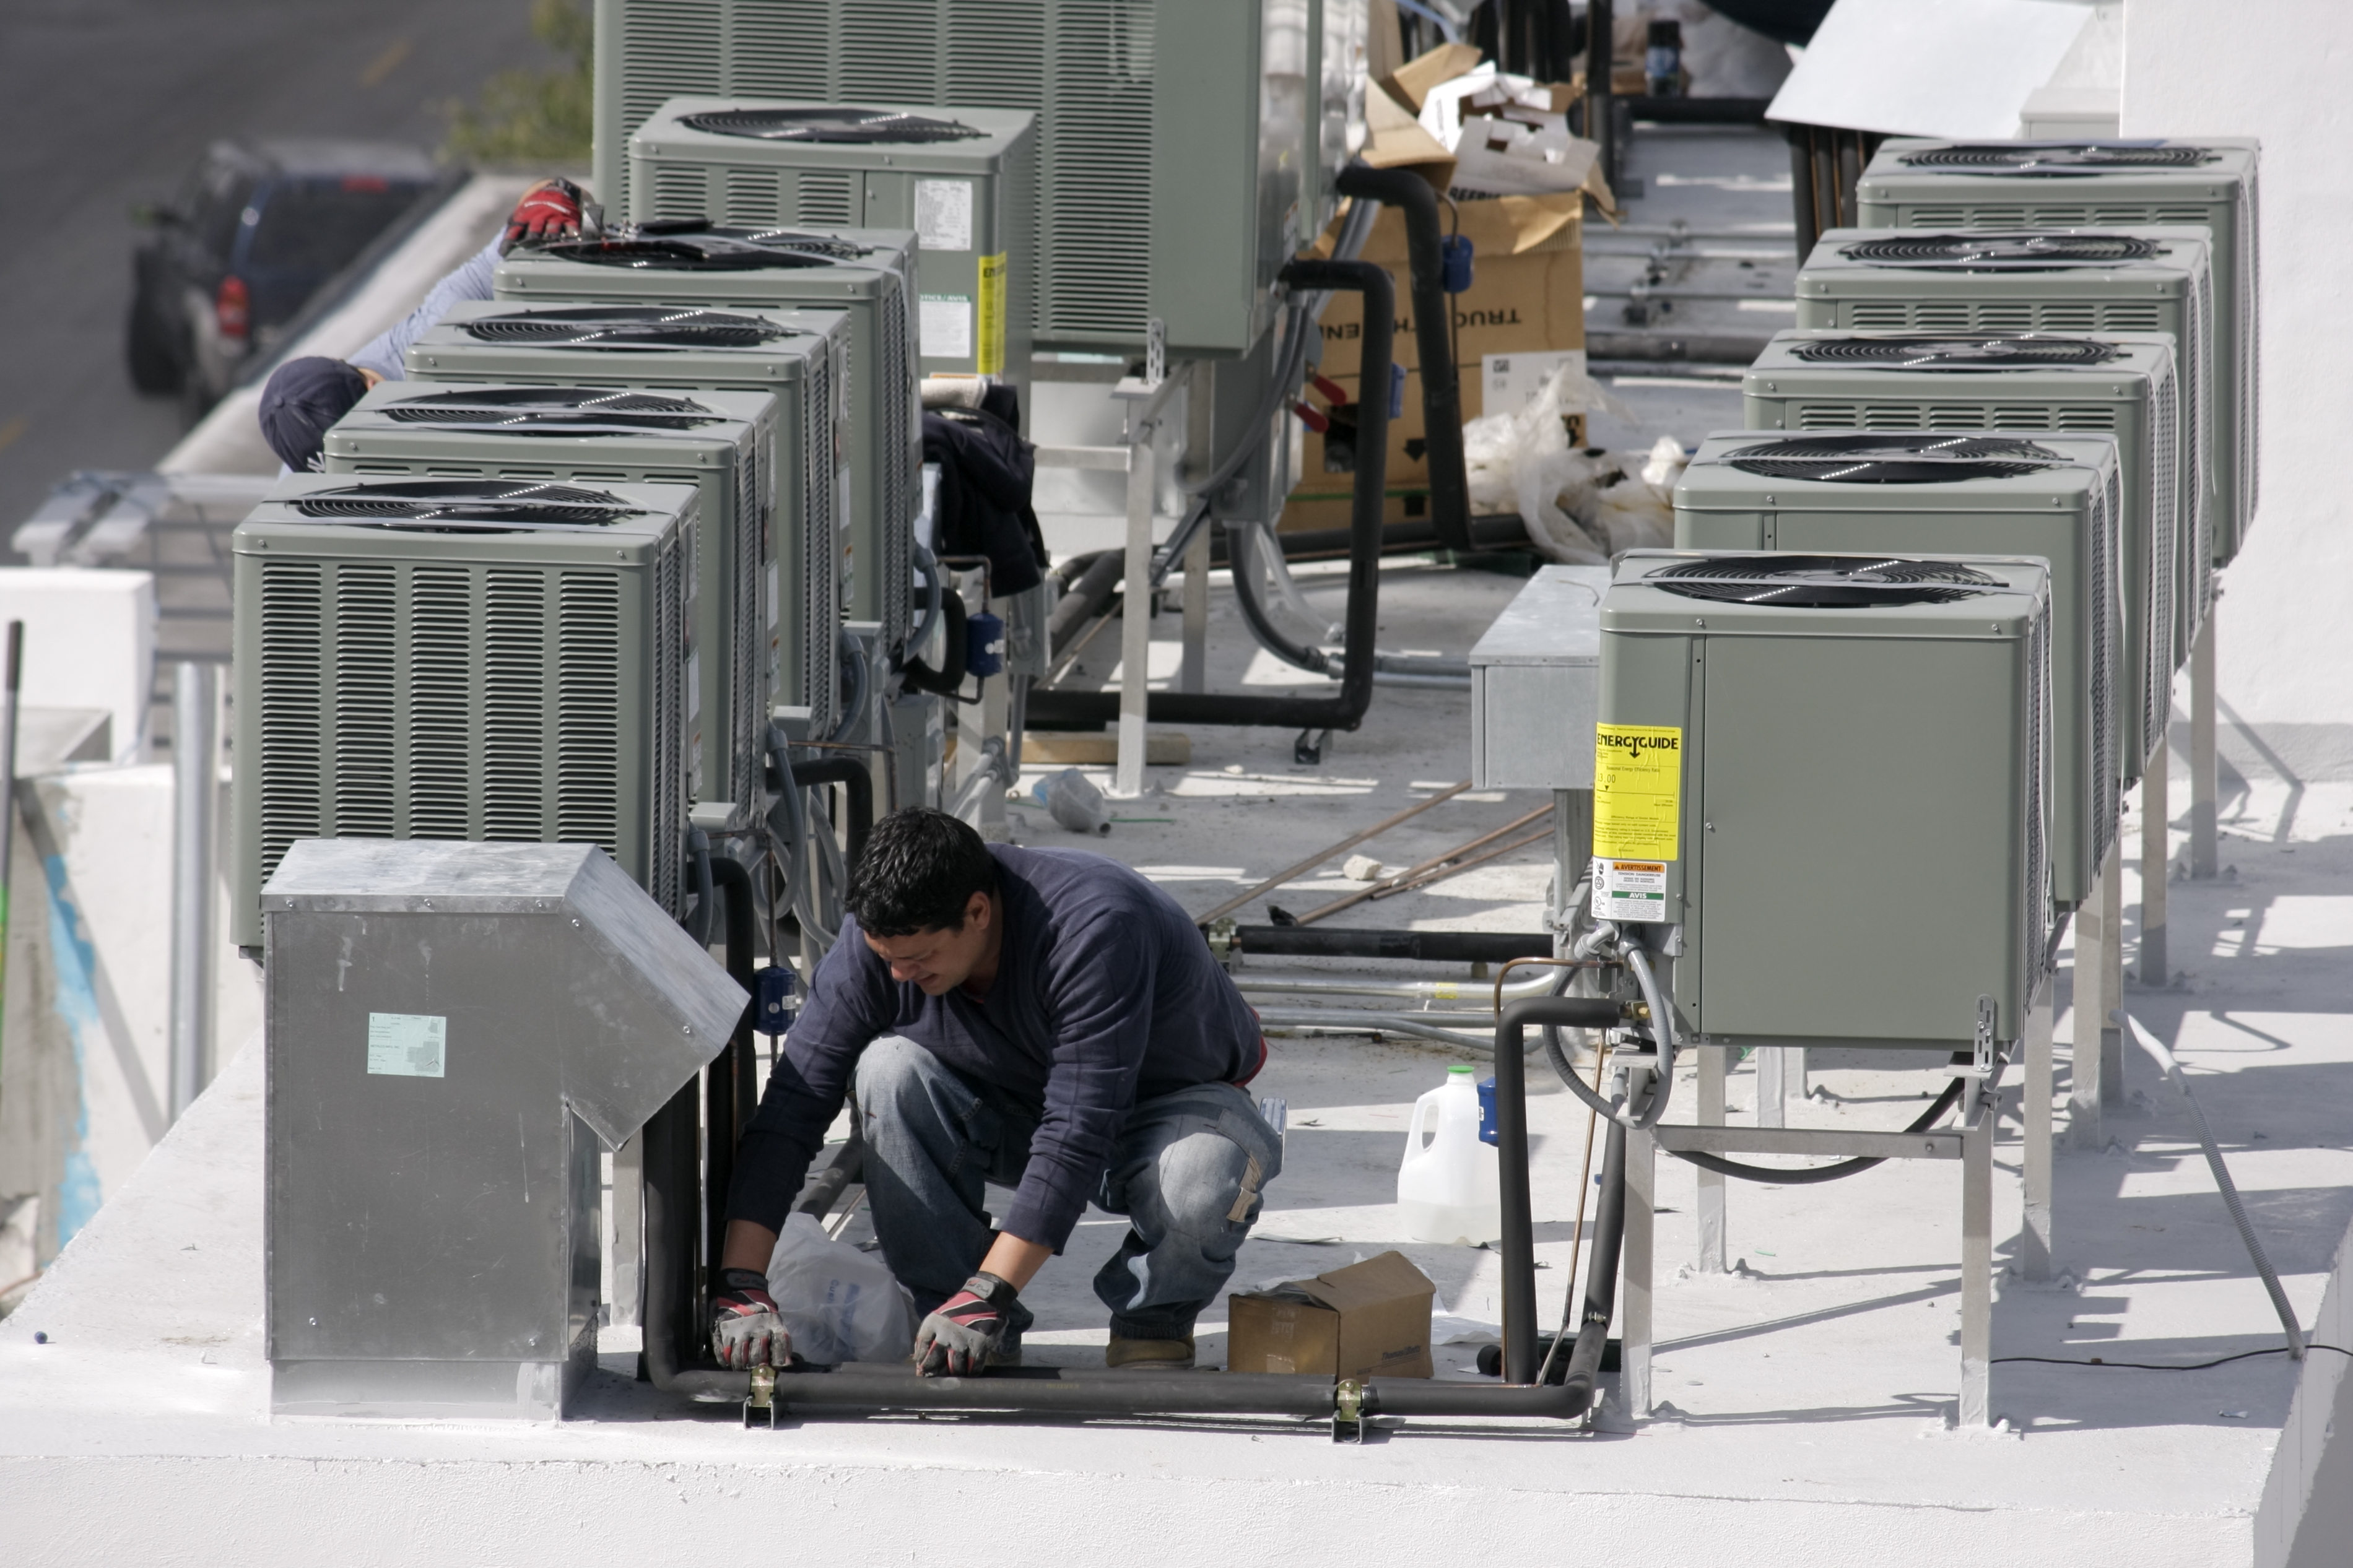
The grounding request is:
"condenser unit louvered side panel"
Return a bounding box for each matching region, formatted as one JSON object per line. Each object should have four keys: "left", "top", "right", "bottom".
{"left": 2242, "top": 172, "right": 2260, "bottom": 531}
{"left": 2089, "top": 472, "right": 2121, "bottom": 872}
{"left": 2146, "top": 367, "right": 2180, "bottom": 761}
{"left": 876, "top": 275, "right": 914, "bottom": 649}
{"left": 597, "top": 0, "right": 1152, "bottom": 347}
{"left": 255, "top": 563, "right": 324, "bottom": 891}
{"left": 732, "top": 434, "right": 765, "bottom": 813}
{"left": 2023, "top": 597, "right": 2054, "bottom": 989}
{"left": 1838, "top": 300, "right": 2171, "bottom": 334}
{"left": 798, "top": 347, "right": 842, "bottom": 732}
{"left": 235, "top": 534, "right": 690, "bottom": 948}
{"left": 332, "top": 566, "right": 398, "bottom": 838}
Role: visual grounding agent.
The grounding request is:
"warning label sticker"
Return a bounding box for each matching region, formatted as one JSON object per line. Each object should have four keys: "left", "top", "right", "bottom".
{"left": 1591, "top": 858, "right": 1669, "bottom": 924}
{"left": 976, "top": 253, "right": 1007, "bottom": 375}
{"left": 1592, "top": 723, "right": 1682, "bottom": 860}
{"left": 914, "top": 179, "right": 974, "bottom": 253}
{"left": 920, "top": 294, "right": 973, "bottom": 359}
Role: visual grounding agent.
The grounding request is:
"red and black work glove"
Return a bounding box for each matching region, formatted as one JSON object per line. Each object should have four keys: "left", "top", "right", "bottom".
{"left": 710, "top": 1268, "right": 787, "bottom": 1369}
{"left": 913, "top": 1271, "right": 1017, "bottom": 1377}
{"left": 502, "top": 178, "right": 586, "bottom": 250}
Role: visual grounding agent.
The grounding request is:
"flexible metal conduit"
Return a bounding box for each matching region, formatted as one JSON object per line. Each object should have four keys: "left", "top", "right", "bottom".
{"left": 1023, "top": 256, "right": 1390, "bottom": 735}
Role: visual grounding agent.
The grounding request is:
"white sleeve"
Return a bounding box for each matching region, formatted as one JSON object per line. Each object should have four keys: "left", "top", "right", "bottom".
{"left": 346, "top": 234, "right": 505, "bottom": 383}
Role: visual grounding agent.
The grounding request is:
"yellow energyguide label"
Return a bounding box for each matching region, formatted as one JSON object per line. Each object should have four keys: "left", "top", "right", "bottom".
{"left": 1592, "top": 723, "right": 1682, "bottom": 860}
{"left": 976, "top": 252, "right": 1008, "bottom": 375}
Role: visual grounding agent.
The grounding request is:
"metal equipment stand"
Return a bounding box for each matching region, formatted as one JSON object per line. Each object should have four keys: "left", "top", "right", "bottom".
{"left": 1624, "top": 1049, "right": 2010, "bottom": 1425}
{"left": 1694, "top": 1047, "right": 1727, "bottom": 1273}
{"left": 2189, "top": 612, "right": 2219, "bottom": 880}
{"left": 2071, "top": 842, "right": 2127, "bottom": 1150}
{"left": 2140, "top": 732, "right": 2170, "bottom": 986}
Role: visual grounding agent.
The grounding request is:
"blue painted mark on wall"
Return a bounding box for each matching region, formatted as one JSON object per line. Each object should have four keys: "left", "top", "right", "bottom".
{"left": 43, "top": 853, "right": 103, "bottom": 1252}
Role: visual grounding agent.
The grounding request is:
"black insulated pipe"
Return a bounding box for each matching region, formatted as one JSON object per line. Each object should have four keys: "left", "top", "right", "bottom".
{"left": 703, "top": 856, "right": 759, "bottom": 1309}
{"left": 1586, "top": 0, "right": 1618, "bottom": 195}
{"left": 1024, "top": 257, "right": 1390, "bottom": 735}
{"left": 1333, "top": 165, "right": 1471, "bottom": 555}
{"left": 639, "top": 1077, "right": 741, "bottom": 1397}
{"left": 1235, "top": 925, "right": 1555, "bottom": 963}
{"left": 789, "top": 756, "right": 874, "bottom": 865}
{"left": 1494, "top": 996, "right": 1623, "bottom": 1381}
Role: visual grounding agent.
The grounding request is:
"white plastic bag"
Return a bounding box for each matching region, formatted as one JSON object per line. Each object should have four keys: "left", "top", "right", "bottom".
{"left": 1463, "top": 362, "right": 1672, "bottom": 565}
{"left": 764, "top": 1211, "right": 917, "bottom": 1365}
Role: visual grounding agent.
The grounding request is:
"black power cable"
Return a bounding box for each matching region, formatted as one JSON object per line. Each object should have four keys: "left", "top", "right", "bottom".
{"left": 1661, "top": 1076, "right": 1967, "bottom": 1185}
{"left": 1994, "top": 1345, "right": 2350, "bottom": 1371}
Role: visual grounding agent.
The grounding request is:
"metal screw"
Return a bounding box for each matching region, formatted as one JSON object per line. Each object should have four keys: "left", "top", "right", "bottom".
{"left": 572, "top": 917, "right": 581, "bottom": 927}
{"left": 683, "top": 1025, "right": 693, "bottom": 1035}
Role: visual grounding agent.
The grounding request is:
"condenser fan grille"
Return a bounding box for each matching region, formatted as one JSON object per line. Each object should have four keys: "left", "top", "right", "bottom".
{"left": 460, "top": 307, "right": 797, "bottom": 347}
{"left": 1840, "top": 233, "right": 2161, "bottom": 267}
{"left": 1900, "top": 143, "right": 2211, "bottom": 169}
{"left": 398, "top": 387, "right": 713, "bottom": 415}
{"left": 537, "top": 233, "right": 835, "bottom": 272}
{"left": 385, "top": 388, "right": 720, "bottom": 430}
{"left": 1651, "top": 555, "right": 2003, "bottom": 607}
{"left": 1791, "top": 336, "right": 2119, "bottom": 366}
{"left": 1725, "top": 435, "right": 2066, "bottom": 484}
{"left": 682, "top": 106, "right": 984, "bottom": 144}
{"left": 383, "top": 408, "right": 719, "bottom": 432}
{"left": 292, "top": 481, "right": 640, "bottom": 529}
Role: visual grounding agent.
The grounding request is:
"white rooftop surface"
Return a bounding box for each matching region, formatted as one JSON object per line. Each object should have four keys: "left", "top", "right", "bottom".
{"left": 7, "top": 548, "right": 2353, "bottom": 1566}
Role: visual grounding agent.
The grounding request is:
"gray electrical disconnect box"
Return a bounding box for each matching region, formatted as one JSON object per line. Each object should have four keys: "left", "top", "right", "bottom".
{"left": 1468, "top": 565, "right": 1610, "bottom": 790}
{"left": 263, "top": 838, "right": 747, "bottom": 1420}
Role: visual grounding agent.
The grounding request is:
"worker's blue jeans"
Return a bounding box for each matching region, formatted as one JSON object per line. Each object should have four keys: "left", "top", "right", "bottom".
{"left": 853, "top": 1035, "right": 1282, "bottom": 1341}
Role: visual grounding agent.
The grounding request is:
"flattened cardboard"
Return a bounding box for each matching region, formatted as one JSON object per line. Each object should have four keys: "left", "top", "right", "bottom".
{"left": 1227, "top": 1250, "right": 1436, "bottom": 1380}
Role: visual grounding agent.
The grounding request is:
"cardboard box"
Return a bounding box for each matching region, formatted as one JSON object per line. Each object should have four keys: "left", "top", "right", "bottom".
{"left": 1227, "top": 1250, "right": 1437, "bottom": 1380}
{"left": 1286, "top": 349, "right": 1590, "bottom": 517}
{"left": 1311, "top": 193, "right": 1584, "bottom": 381}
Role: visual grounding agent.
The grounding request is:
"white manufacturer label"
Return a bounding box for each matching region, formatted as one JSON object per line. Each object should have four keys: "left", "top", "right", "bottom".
{"left": 367, "top": 1012, "right": 446, "bottom": 1078}
{"left": 920, "top": 295, "right": 973, "bottom": 359}
{"left": 1591, "top": 857, "right": 1670, "bottom": 924}
{"left": 915, "top": 179, "right": 975, "bottom": 252}
{"left": 1483, "top": 349, "right": 1590, "bottom": 414}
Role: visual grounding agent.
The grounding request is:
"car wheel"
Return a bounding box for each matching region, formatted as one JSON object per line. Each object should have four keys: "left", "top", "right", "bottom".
{"left": 126, "top": 295, "right": 185, "bottom": 395}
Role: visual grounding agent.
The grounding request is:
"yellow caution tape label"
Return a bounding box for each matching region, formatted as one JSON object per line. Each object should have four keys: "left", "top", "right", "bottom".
{"left": 1592, "top": 723, "right": 1681, "bottom": 861}
{"left": 976, "top": 252, "right": 1008, "bottom": 375}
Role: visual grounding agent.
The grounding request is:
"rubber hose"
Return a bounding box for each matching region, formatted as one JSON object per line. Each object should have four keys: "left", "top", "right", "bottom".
{"left": 1663, "top": 1076, "right": 1967, "bottom": 1185}
{"left": 900, "top": 589, "right": 968, "bottom": 696}
{"left": 1226, "top": 519, "right": 1333, "bottom": 675}
{"left": 827, "top": 628, "right": 868, "bottom": 745}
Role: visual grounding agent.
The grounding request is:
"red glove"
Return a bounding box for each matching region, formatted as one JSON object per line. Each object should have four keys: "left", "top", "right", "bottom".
{"left": 503, "top": 178, "right": 585, "bottom": 249}
{"left": 710, "top": 1267, "right": 787, "bottom": 1369}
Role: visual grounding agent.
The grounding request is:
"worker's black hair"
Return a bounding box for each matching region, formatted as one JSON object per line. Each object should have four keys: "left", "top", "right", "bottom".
{"left": 846, "top": 807, "right": 999, "bottom": 936}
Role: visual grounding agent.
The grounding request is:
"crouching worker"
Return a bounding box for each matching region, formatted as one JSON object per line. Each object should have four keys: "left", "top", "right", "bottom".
{"left": 711, "top": 808, "right": 1279, "bottom": 1376}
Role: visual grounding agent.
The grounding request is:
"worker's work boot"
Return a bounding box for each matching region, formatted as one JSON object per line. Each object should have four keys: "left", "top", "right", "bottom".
{"left": 1105, "top": 1333, "right": 1195, "bottom": 1371}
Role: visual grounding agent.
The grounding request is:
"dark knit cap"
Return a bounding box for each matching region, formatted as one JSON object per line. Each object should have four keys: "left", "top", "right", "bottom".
{"left": 258, "top": 356, "right": 368, "bottom": 472}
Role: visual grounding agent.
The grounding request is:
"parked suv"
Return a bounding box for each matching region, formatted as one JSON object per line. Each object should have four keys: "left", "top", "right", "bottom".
{"left": 127, "top": 139, "right": 441, "bottom": 409}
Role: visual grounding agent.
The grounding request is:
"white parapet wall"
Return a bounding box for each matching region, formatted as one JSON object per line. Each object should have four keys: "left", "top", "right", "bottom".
{"left": 0, "top": 757, "right": 258, "bottom": 1286}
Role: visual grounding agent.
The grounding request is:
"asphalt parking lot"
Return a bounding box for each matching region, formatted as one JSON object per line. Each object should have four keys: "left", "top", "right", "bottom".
{"left": 0, "top": 1, "right": 554, "bottom": 547}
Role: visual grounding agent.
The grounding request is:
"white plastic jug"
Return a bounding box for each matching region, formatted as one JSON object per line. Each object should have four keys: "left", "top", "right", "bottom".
{"left": 1397, "top": 1065, "right": 1502, "bottom": 1245}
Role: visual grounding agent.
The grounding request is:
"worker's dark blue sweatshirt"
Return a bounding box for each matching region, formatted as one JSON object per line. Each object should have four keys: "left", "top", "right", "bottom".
{"left": 726, "top": 844, "right": 1263, "bottom": 1250}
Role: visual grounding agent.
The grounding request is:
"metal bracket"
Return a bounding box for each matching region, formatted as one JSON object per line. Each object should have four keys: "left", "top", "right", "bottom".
{"left": 1144, "top": 316, "right": 1167, "bottom": 389}
{"left": 742, "top": 1361, "right": 779, "bottom": 1428}
{"left": 1205, "top": 916, "right": 1240, "bottom": 969}
{"left": 1332, "top": 1378, "right": 1367, "bottom": 1444}
{"left": 1968, "top": 995, "right": 1997, "bottom": 1080}
{"left": 1295, "top": 727, "right": 1333, "bottom": 765}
